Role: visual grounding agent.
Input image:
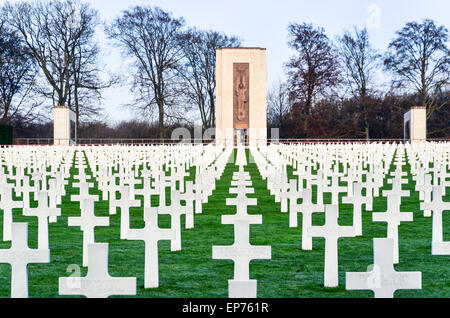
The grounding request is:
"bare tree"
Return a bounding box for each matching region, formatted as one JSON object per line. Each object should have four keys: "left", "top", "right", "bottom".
{"left": 105, "top": 6, "right": 185, "bottom": 139}
{"left": 286, "top": 23, "right": 341, "bottom": 136}
{"left": 179, "top": 29, "right": 241, "bottom": 129}
{"left": 0, "top": 15, "right": 40, "bottom": 124}
{"left": 267, "top": 79, "right": 291, "bottom": 134}
{"left": 5, "top": 0, "right": 111, "bottom": 138}
{"left": 68, "top": 6, "right": 118, "bottom": 138}
{"left": 5, "top": 1, "right": 89, "bottom": 106}
{"left": 338, "top": 27, "right": 380, "bottom": 140}
{"left": 385, "top": 19, "right": 449, "bottom": 118}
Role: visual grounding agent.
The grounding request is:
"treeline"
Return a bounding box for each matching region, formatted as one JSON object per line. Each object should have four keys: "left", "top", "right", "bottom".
{"left": 0, "top": 0, "right": 239, "bottom": 140}
{"left": 0, "top": 0, "right": 448, "bottom": 140}
{"left": 13, "top": 120, "right": 191, "bottom": 140}
{"left": 269, "top": 21, "right": 449, "bottom": 139}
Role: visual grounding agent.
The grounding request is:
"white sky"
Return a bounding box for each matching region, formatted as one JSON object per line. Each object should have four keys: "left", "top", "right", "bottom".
{"left": 5, "top": 0, "right": 450, "bottom": 123}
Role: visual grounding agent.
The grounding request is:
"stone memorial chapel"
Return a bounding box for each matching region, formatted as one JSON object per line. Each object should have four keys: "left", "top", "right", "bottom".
{"left": 215, "top": 48, "right": 268, "bottom": 147}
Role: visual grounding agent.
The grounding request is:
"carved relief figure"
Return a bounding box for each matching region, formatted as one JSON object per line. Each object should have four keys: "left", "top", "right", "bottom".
{"left": 235, "top": 70, "right": 248, "bottom": 121}
{"left": 233, "top": 63, "right": 249, "bottom": 127}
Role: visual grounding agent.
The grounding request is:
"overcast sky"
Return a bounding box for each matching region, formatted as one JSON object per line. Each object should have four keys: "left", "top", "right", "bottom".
{"left": 10, "top": 0, "right": 450, "bottom": 123}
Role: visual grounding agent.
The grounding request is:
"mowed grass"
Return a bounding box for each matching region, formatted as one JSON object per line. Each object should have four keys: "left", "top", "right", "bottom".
{"left": 0, "top": 149, "right": 449, "bottom": 298}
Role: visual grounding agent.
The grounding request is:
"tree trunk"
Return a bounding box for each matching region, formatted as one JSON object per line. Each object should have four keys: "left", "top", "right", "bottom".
{"left": 362, "top": 95, "right": 369, "bottom": 141}
{"left": 158, "top": 102, "right": 164, "bottom": 140}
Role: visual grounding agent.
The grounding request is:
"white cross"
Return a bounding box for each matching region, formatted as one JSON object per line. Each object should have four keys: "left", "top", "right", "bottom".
{"left": 383, "top": 177, "right": 410, "bottom": 199}
{"left": 324, "top": 175, "right": 347, "bottom": 205}
{"left": 226, "top": 195, "right": 258, "bottom": 220}
{"left": 59, "top": 243, "right": 136, "bottom": 298}
{"left": 15, "top": 175, "right": 37, "bottom": 209}
{"left": 342, "top": 183, "right": 373, "bottom": 236}
{"left": 153, "top": 175, "right": 171, "bottom": 206}
{"left": 373, "top": 195, "right": 413, "bottom": 264}
{"left": 71, "top": 181, "right": 99, "bottom": 203}
{"left": 68, "top": 199, "right": 110, "bottom": 267}
{"left": 416, "top": 174, "right": 433, "bottom": 217}
{"left": 158, "top": 190, "right": 188, "bottom": 251}
{"left": 0, "top": 185, "right": 23, "bottom": 241}
{"left": 134, "top": 173, "right": 158, "bottom": 208}
{"left": 212, "top": 219, "right": 271, "bottom": 281}
{"left": 291, "top": 188, "right": 325, "bottom": 250}
{"left": 176, "top": 168, "right": 189, "bottom": 193}
{"left": 109, "top": 186, "right": 140, "bottom": 240}
{"left": 103, "top": 176, "right": 120, "bottom": 202}
{"left": 181, "top": 181, "right": 203, "bottom": 217}
{"left": 127, "top": 207, "right": 175, "bottom": 288}
{"left": 346, "top": 238, "right": 422, "bottom": 298}
{"left": 233, "top": 170, "right": 251, "bottom": 181}
{"left": 341, "top": 168, "right": 358, "bottom": 197}
{"left": 229, "top": 182, "right": 254, "bottom": 196}
{"left": 420, "top": 186, "right": 450, "bottom": 255}
{"left": 363, "top": 171, "right": 378, "bottom": 198}
{"left": 48, "top": 178, "right": 63, "bottom": 223}
{"left": 23, "top": 192, "right": 61, "bottom": 250}
{"left": 31, "top": 171, "right": 43, "bottom": 191}
{"left": 124, "top": 176, "right": 140, "bottom": 199}
{"left": 0, "top": 223, "right": 49, "bottom": 298}
{"left": 279, "top": 179, "right": 300, "bottom": 213}
{"left": 310, "top": 171, "right": 326, "bottom": 204}
{"left": 309, "top": 205, "right": 356, "bottom": 287}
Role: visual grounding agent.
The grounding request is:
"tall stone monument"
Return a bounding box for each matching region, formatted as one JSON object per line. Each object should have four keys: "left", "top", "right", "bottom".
{"left": 54, "top": 106, "right": 76, "bottom": 146}
{"left": 404, "top": 106, "right": 427, "bottom": 143}
{"left": 215, "top": 48, "right": 267, "bottom": 147}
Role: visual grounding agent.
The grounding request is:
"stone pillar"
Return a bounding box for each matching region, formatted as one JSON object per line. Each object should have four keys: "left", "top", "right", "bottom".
{"left": 215, "top": 48, "right": 267, "bottom": 147}
{"left": 404, "top": 106, "right": 427, "bottom": 143}
{"left": 53, "top": 106, "right": 76, "bottom": 146}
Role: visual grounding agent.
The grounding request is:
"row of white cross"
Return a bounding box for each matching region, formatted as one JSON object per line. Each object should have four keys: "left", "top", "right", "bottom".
{"left": 0, "top": 142, "right": 448, "bottom": 298}
{"left": 0, "top": 145, "right": 233, "bottom": 297}
{"left": 251, "top": 142, "right": 449, "bottom": 296}
{"left": 213, "top": 147, "right": 271, "bottom": 298}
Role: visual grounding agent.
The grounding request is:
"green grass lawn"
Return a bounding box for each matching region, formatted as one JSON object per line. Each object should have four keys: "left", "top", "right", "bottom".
{"left": 0, "top": 149, "right": 449, "bottom": 298}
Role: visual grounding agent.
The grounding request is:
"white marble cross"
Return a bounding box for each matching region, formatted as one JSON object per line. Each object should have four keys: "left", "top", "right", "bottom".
{"left": 23, "top": 191, "right": 61, "bottom": 250}
{"left": 15, "top": 175, "right": 36, "bottom": 209}
{"left": 68, "top": 199, "right": 110, "bottom": 267}
{"left": 158, "top": 190, "right": 188, "bottom": 251}
{"left": 153, "top": 174, "right": 171, "bottom": 206}
{"left": 127, "top": 207, "right": 175, "bottom": 288}
{"left": 229, "top": 182, "right": 254, "bottom": 196}
{"left": 0, "top": 185, "right": 24, "bottom": 241}
{"left": 181, "top": 181, "right": 203, "bottom": 216}
{"left": 71, "top": 181, "right": 99, "bottom": 203}
{"left": 373, "top": 195, "right": 413, "bottom": 264}
{"left": 309, "top": 205, "right": 356, "bottom": 287}
{"left": 48, "top": 179, "right": 62, "bottom": 223}
{"left": 212, "top": 219, "right": 271, "bottom": 288}
{"left": 279, "top": 179, "right": 299, "bottom": 213}
{"left": 342, "top": 183, "right": 373, "bottom": 236}
{"left": 420, "top": 186, "right": 450, "bottom": 255}
{"left": 324, "top": 175, "right": 347, "bottom": 205}
{"left": 233, "top": 169, "right": 251, "bottom": 182}
{"left": 416, "top": 174, "right": 433, "bottom": 217}
{"left": 235, "top": 146, "right": 247, "bottom": 167}
{"left": 134, "top": 172, "right": 158, "bottom": 208}
{"left": 59, "top": 243, "right": 136, "bottom": 298}
{"left": 109, "top": 186, "right": 140, "bottom": 240}
{"left": 0, "top": 223, "right": 49, "bottom": 298}
{"left": 346, "top": 238, "right": 422, "bottom": 298}
{"left": 384, "top": 177, "right": 410, "bottom": 199}
{"left": 341, "top": 168, "right": 358, "bottom": 197}
{"left": 291, "top": 189, "right": 325, "bottom": 251}
{"left": 310, "top": 170, "right": 326, "bottom": 205}
{"left": 225, "top": 195, "right": 258, "bottom": 221}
